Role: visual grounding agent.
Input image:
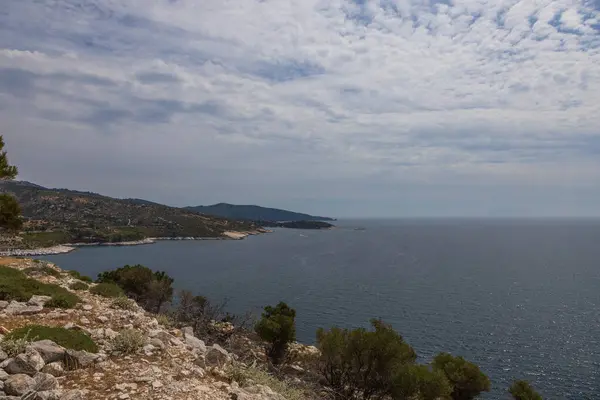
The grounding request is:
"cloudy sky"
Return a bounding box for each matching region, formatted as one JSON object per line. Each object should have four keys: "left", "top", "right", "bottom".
{"left": 1, "top": 0, "right": 600, "bottom": 217}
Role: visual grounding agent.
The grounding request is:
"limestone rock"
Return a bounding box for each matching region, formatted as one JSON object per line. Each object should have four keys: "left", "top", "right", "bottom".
{"left": 181, "top": 326, "right": 194, "bottom": 338}
{"left": 29, "top": 340, "right": 65, "bottom": 364}
{"left": 65, "top": 349, "right": 98, "bottom": 368}
{"left": 0, "top": 368, "right": 9, "bottom": 380}
{"left": 0, "top": 300, "right": 8, "bottom": 310}
{"left": 41, "top": 362, "right": 65, "bottom": 377}
{"left": 61, "top": 390, "right": 85, "bottom": 400}
{"left": 4, "top": 301, "right": 43, "bottom": 316}
{"left": 204, "top": 344, "right": 231, "bottom": 368}
{"left": 27, "top": 295, "right": 52, "bottom": 307}
{"left": 23, "top": 390, "right": 63, "bottom": 400}
{"left": 185, "top": 336, "right": 207, "bottom": 353}
{"left": 4, "top": 374, "right": 35, "bottom": 396}
{"left": 4, "top": 349, "right": 45, "bottom": 376}
{"left": 33, "top": 372, "right": 59, "bottom": 391}
{"left": 0, "top": 349, "right": 8, "bottom": 362}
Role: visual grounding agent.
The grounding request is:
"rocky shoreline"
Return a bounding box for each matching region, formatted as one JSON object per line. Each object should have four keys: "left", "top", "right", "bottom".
{"left": 0, "top": 230, "right": 268, "bottom": 257}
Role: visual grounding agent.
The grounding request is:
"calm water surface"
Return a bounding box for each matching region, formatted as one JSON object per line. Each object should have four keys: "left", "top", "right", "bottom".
{"left": 43, "top": 219, "right": 600, "bottom": 399}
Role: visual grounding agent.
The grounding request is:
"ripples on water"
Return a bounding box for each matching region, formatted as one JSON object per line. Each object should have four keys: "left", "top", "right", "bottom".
{"left": 44, "top": 219, "right": 600, "bottom": 399}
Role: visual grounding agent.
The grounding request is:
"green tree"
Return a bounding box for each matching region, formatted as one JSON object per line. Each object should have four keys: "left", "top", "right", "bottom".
{"left": 392, "top": 364, "right": 452, "bottom": 400}
{"left": 0, "top": 136, "right": 21, "bottom": 231}
{"left": 509, "top": 380, "right": 542, "bottom": 400}
{"left": 0, "top": 136, "right": 18, "bottom": 180}
{"left": 255, "top": 302, "right": 296, "bottom": 365}
{"left": 316, "top": 319, "right": 417, "bottom": 400}
{"left": 432, "top": 353, "right": 490, "bottom": 400}
{"left": 97, "top": 264, "right": 173, "bottom": 313}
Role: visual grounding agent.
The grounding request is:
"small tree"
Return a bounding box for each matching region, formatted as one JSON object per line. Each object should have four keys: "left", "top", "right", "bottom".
{"left": 509, "top": 380, "right": 542, "bottom": 400}
{"left": 255, "top": 302, "right": 296, "bottom": 365}
{"left": 97, "top": 264, "right": 173, "bottom": 313}
{"left": 392, "top": 364, "right": 452, "bottom": 400}
{"left": 432, "top": 353, "right": 490, "bottom": 400}
{"left": 0, "top": 136, "right": 21, "bottom": 231}
{"left": 317, "top": 319, "right": 417, "bottom": 400}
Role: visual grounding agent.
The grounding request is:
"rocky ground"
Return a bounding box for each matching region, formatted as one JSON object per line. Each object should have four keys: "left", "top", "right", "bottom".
{"left": 0, "top": 258, "right": 321, "bottom": 400}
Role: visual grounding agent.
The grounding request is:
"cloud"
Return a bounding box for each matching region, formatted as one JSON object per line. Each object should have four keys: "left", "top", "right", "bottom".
{"left": 1, "top": 0, "right": 600, "bottom": 217}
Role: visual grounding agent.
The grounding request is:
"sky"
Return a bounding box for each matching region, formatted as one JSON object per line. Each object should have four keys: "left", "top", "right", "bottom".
{"left": 1, "top": 0, "right": 600, "bottom": 218}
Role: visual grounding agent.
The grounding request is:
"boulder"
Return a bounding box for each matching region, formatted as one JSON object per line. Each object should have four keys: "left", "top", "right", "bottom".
{"left": 21, "top": 390, "right": 63, "bottom": 400}
{"left": 204, "top": 344, "right": 231, "bottom": 368}
{"left": 27, "top": 295, "right": 52, "bottom": 307}
{"left": 0, "top": 300, "right": 8, "bottom": 310}
{"left": 0, "top": 349, "right": 8, "bottom": 362}
{"left": 185, "top": 335, "right": 207, "bottom": 353}
{"left": 181, "top": 326, "right": 194, "bottom": 338}
{"left": 33, "top": 373, "right": 59, "bottom": 391}
{"left": 4, "top": 374, "right": 35, "bottom": 396}
{"left": 4, "top": 349, "right": 45, "bottom": 376}
{"left": 4, "top": 301, "right": 43, "bottom": 316}
{"left": 29, "top": 341, "right": 65, "bottom": 364}
{"left": 0, "top": 368, "right": 9, "bottom": 380}
{"left": 65, "top": 349, "right": 98, "bottom": 368}
{"left": 41, "top": 362, "right": 65, "bottom": 377}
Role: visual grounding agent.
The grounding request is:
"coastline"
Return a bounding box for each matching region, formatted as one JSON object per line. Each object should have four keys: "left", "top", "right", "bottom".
{"left": 0, "top": 230, "right": 269, "bottom": 257}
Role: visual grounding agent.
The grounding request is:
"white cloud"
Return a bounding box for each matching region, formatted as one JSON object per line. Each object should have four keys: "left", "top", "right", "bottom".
{"left": 1, "top": 0, "right": 600, "bottom": 216}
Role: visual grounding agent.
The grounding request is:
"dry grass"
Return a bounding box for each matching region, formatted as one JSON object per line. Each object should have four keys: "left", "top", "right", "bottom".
{"left": 226, "top": 364, "right": 308, "bottom": 400}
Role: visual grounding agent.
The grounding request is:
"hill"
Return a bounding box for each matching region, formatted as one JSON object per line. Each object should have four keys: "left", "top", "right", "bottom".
{"left": 0, "top": 181, "right": 258, "bottom": 249}
{"left": 185, "top": 203, "right": 334, "bottom": 222}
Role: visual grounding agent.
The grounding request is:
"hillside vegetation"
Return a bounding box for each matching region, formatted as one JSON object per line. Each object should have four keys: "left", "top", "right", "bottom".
{"left": 0, "top": 181, "right": 256, "bottom": 248}
{"left": 186, "top": 203, "right": 335, "bottom": 222}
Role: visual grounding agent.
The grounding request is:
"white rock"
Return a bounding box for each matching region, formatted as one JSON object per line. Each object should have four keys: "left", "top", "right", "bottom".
{"left": 29, "top": 340, "right": 66, "bottom": 364}
{"left": 41, "top": 361, "right": 65, "bottom": 377}
{"left": 28, "top": 295, "right": 52, "bottom": 307}
{"left": 4, "top": 348, "right": 45, "bottom": 375}
{"left": 33, "top": 372, "right": 59, "bottom": 391}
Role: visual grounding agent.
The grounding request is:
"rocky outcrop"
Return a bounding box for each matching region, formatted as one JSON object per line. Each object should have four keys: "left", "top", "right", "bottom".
{"left": 0, "top": 258, "right": 306, "bottom": 400}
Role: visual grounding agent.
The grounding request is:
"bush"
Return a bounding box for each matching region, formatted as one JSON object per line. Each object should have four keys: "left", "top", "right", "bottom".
{"left": 69, "top": 281, "right": 89, "bottom": 291}
{"left": 0, "top": 193, "right": 22, "bottom": 231}
{"left": 156, "top": 314, "right": 173, "bottom": 327}
{"left": 255, "top": 302, "right": 296, "bottom": 365}
{"left": 317, "top": 319, "right": 417, "bottom": 400}
{"left": 6, "top": 325, "right": 98, "bottom": 353}
{"left": 226, "top": 364, "right": 306, "bottom": 400}
{"left": 90, "top": 282, "right": 124, "bottom": 298}
{"left": 0, "top": 266, "right": 80, "bottom": 308}
{"left": 23, "top": 265, "right": 62, "bottom": 278}
{"left": 68, "top": 270, "right": 93, "bottom": 283}
{"left": 0, "top": 329, "right": 35, "bottom": 357}
{"left": 391, "top": 364, "right": 452, "bottom": 400}
{"left": 111, "top": 329, "right": 145, "bottom": 354}
{"left": 111, "top": 296, "right": 137, "bottom": 310}
{"left": 45, "top": 293, "right": 80, "bottom": 309}
{"left": 432, "top": 353, "right": 490, "bottom": 400}
{"left": 509, "top": 380, "right": 542, "bottom": 400}
{"left": 97, "top": 265, "right": 173, "bottom": 313}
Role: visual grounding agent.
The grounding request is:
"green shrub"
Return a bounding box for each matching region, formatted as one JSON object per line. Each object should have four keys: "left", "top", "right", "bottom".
{"left": 6, "top": 325, "right": 98, "bottom": 353}
{"left": 97, "top": 265, "right": 173, "bottom": 313}
{"left": 0, "top": 266, "right": 80, "bottom": 308}
{"left": 69, "top": 281, "right": 89, "bottom": 291}
{"left": 111, "top": 329, "right": 145, "bottom": 354}
{"left": 226, "top": 364, "right": 306, "bottom": 400}
{"left": 317, "top": 319, "right": 417, "bottom": 400}
{"left": 23, "top": 265, "right": 62, "bottom": 278}
{"left": 90, "top": 282, "right": 124, "bottom": 298}
{"left": 68, "top": 270, "right": 93, "bottom": 283}
{"left": 111, "top": 296, "right": 137, "bottom": 310}
{"left": 432, "top": 353, "right": 490, "bottom": 400}
{"left": 509, "top": 380, "right": 542, "bottom": 400}
{"left": 0, "top": 329, "right": 35, "bottom": 357}
{"left": 391, "top": 364, "right": 453, "bottom": 400}
{"left": 156, "top": 314, "right": 173, "bottom": 327}
{"left": 255, "top": 302, "right": 296, "bottom": 365}
{"left": 45, "top": 292, "right": 80, "bottom": 309}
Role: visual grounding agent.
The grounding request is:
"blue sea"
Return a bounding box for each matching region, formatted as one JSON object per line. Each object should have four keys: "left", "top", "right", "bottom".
{"left": 42, "top": 219, "right": 600, "bottom": 399}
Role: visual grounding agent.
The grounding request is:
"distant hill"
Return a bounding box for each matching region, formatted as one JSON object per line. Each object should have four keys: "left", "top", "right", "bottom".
{"left": 0, "top": 181, "right": 257, "bottom": 249}
{"left": 185, "top": 203, "right": 335, "bottom": 222}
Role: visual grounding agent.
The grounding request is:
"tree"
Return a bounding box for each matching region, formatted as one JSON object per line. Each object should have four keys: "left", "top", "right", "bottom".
{"left": 0, "top": 136, "right": 21, "bottom": 232}
{"left": 432, "top": 353, "right": 490, "bottom": 400}
{"left": 316, "top": 319, "right": 417, "bottom": 400}
{"left": 97, "top": 264, "right": 173, "bottom": 313}
{"left": 0, "top": 194, "right": 22, "bottom": 231}
{"left": 509, "top": 380, "right": 542, "bottom": 400}
{"left": 255, "top": 302, "right": 296, "bottom": 365}
{"left": 392, "top": 364, "right": 452, "bottom": 400}
{"left": 0, "top": 136, "right": 18, "bottom": 180}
